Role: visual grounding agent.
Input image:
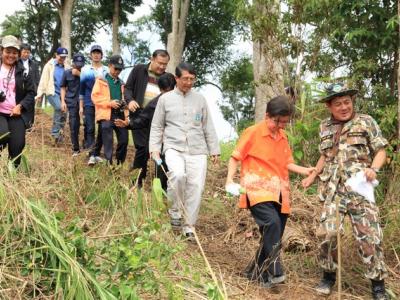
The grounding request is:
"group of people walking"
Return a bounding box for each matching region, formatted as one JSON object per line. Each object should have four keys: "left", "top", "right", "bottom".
{"left": 0, "top": 35, "right": 391, "bottom": 299}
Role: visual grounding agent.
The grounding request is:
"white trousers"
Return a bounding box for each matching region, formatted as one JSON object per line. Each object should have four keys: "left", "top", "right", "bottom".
{"left": 165, "top": 149, "right": 207, "bottom": 233}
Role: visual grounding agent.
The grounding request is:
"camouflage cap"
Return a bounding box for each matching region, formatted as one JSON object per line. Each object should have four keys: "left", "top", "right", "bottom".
{"left": 318, "top": 83, "right": 358, "bottom": 103}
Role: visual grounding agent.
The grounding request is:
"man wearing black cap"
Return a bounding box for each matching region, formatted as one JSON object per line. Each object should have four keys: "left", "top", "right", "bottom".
{"left": 124, "top": 49, "right": 170, "bottom": 187}
{"left": 91, "top": 55, "right": 128, "bottom": 165}
{"left": 80, "top": 45, "right": 108, "bottom": 164}
{"left": 60, "top": 53, "right": 85, "bottom": 156}
{"left": 302, "top": 83, "right": 389, "bottom": 300}
{"left": 36, "top": 47, "right": 70, "bottom": 144}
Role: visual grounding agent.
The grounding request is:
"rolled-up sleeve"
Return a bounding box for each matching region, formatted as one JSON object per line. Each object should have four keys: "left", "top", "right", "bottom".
{"left": 231, "top": 127, "right": 253, "bottom": 161}
{"left": 367, "top": 116, "right": 388, "bottom": 153}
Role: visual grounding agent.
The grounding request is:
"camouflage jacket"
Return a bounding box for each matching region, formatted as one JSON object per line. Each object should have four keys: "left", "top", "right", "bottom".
{"left": 318, "top": 114, "right": 388, "bottom": 202}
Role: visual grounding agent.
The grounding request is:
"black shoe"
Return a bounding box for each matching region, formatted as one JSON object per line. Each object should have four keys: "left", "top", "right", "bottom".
{"left": 315, "top": 272, "right": 336, "bottom": 295}
{"left": 242, "top": 260, "right": 258, "bottom": 281}
{"left": 371, "top": 280, "right": 388, "bottom": 300}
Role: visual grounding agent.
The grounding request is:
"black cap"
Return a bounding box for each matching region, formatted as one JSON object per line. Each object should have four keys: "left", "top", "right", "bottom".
{"left": 72, "top": 53, "right": 85, "bottom": 68}
{"left": 109, "top": 55, "right": 124, "bottom": 70}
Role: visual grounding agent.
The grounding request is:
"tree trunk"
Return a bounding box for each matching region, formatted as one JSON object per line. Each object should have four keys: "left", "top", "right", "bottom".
{"left": 58, "top": 0, "right": 75, "bottom": 59}
{"left": 166, "top": 0, "right": 190, "bottom": 73}
{"left": 398, "top": 0, "right": 400, "bottom": 139}
{"left": 252, "top": 0, "right": 285, "bottom": 122}
{"left": 112, "top": 0, "right": 121, "bottom": 55}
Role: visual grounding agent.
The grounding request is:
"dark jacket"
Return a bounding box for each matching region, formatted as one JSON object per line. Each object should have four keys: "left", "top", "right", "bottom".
{"left": 131, "top": 94, "right": 161, "bottom": 147}
{"left": 15, "top": 61, "right": 36, "bottom": 128}
{"left": 28, "top": 59, "right": 40, "bottom": 92}
{"left": 124, "top": 63, "right": 150, "bottom": 109}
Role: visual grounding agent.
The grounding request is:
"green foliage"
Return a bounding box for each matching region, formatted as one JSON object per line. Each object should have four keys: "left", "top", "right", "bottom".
{"left": 1, "top": 0, "right": 101, "bottom": 66}
{"left": 120, "top": 18, "right": 151, "bottom": 66}
{"left": 96, "top": 0, "right": 142, "bottom": 27}
{"left": 219, "top": 56, "right": 255, "bottom": 132}
{"left": 151, "top": 0, "right": 242, "bottom": 81}
{"left": 219, "top": 140, "right": 237, "bottom": 162}
{"left": 282, "top": 0, "right": 398, "bottom": 103}
{"left": 0, "top": 144, "right": 224, "bottom": 298}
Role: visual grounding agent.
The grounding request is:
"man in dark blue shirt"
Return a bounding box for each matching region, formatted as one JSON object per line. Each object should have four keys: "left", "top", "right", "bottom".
{"left": 61, "top": 53, "right": 85, "bottom": 156}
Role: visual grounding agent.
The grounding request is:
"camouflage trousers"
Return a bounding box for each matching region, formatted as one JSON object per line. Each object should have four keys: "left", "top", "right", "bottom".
{"left": 317, "top": 191, "right": 388, "bottom": 280}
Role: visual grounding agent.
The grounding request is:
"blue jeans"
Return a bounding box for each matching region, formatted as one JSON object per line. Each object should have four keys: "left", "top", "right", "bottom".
{"left": 83, "top": 105, "right": 95, "bottom": 149}
{"left": 47, "top": 94, "right": 66, "bottom": 138}
{"left": 67, "top": 105, "right": 80, "bottom": 151}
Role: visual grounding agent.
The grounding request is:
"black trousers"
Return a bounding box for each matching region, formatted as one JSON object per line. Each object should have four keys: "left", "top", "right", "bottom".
{"left": 132, "top": 138, "right": 168, "bottom": 189}
{"left": 100, "top": 120, "right": 128, "bottom": 164}
{"left": 249, "top": 201, "right": 288, "bottom": 278}
{"left": 89, "top": 122, "right": 103, "bottom": 157}
{"left": 67, "top": 105, "right": 80, "bottom": 151}
{"left": 0, "top": 114, "right": 26, "bottom": 167}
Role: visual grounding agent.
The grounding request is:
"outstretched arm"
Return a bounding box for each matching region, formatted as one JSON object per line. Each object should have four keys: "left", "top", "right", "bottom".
{"left": 301, "top": 155, "right": 326, "bottom": 188}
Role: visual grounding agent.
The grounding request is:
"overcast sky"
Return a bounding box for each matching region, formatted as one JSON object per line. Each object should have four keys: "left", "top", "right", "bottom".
{"left": 0, "top": 0, "right": 239, "bottom": 141}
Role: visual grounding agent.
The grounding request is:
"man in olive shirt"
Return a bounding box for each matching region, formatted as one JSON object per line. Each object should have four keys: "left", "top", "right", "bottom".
{"left": 149, "top": 62, "right": 220, "bottom": 240}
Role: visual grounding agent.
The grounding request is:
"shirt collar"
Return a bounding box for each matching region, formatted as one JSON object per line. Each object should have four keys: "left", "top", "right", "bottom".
{"left": 106, "top": 73, "right": 121, "bottom": 84}
{"left": 174, "top": 87, "right": 192, "bottom": 97}
{"left": 260, "top": 120, "right": 286, "bottom": 140}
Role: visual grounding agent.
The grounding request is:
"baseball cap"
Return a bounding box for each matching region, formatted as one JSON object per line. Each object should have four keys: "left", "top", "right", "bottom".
{"left": 1, "top": 35, "right": 20, "bottom": 50}
{"left": 109, "top": 55, "right": 124, "bottom": 70}
{"left": 72, "top": 53, "right": 85, "bottom": 68}
{"left": 56, "top": 47, "right": 68, "bottom": 57}
{"left": 90, "top": 44, "right": 103, "bottom": 54}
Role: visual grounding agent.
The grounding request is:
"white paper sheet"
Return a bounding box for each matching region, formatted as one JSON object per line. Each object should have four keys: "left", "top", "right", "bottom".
{"left": 345, "top": 171, "right": 378, "bottom": 203}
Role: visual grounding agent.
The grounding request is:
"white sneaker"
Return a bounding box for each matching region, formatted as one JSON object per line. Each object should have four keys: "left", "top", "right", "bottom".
{"left": 88, "top": 156, "right": 96, "bottom": 166}
{"left": 94, "top": 156, "right": 103, "bottom": 163}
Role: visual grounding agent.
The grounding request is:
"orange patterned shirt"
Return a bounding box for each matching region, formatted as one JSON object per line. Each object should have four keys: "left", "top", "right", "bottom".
{"left": 231, "top": 121, "right": 294, "bottom": 214}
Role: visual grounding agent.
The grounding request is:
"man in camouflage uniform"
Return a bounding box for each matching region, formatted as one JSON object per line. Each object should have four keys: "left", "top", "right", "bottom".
{"left": 302, "top": 84, "right": 389, "bottom": 300}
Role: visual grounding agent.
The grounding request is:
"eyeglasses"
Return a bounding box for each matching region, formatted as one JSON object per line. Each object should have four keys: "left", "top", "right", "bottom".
{"left": 179, "top": 76, "right": 196, "bottom": 83}
{"left": 271, "top": 118, "right": 290, "bottom": 126}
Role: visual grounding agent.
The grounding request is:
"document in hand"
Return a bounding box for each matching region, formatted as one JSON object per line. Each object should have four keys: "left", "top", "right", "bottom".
{"left": 345, "top": 171, "right": 379, "bottom": 203}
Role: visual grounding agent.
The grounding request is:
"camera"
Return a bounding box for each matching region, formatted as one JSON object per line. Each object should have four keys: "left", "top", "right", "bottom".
{"left": 0, "top": 90, "right": 6, "bottom": 102}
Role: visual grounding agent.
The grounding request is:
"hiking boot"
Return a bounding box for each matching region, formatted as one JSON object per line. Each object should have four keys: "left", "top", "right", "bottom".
{"left": 371, "top": 279, "right": 388, "bottom": 300}
{"left": 88, "top": 156, "right": 96, "bottom": 166}
{"left": 315, "top": 271, "right": 336, "bottom": 295}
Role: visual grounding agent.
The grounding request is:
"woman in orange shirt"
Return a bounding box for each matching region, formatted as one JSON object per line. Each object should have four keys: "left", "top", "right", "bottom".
{"left": 225, "top": 95, "right": 314, "bottom": 288}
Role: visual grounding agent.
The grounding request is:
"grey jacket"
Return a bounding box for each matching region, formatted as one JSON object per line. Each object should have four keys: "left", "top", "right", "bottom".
{"left": 149, "top": 88, "right": 220, "bottom": 156}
